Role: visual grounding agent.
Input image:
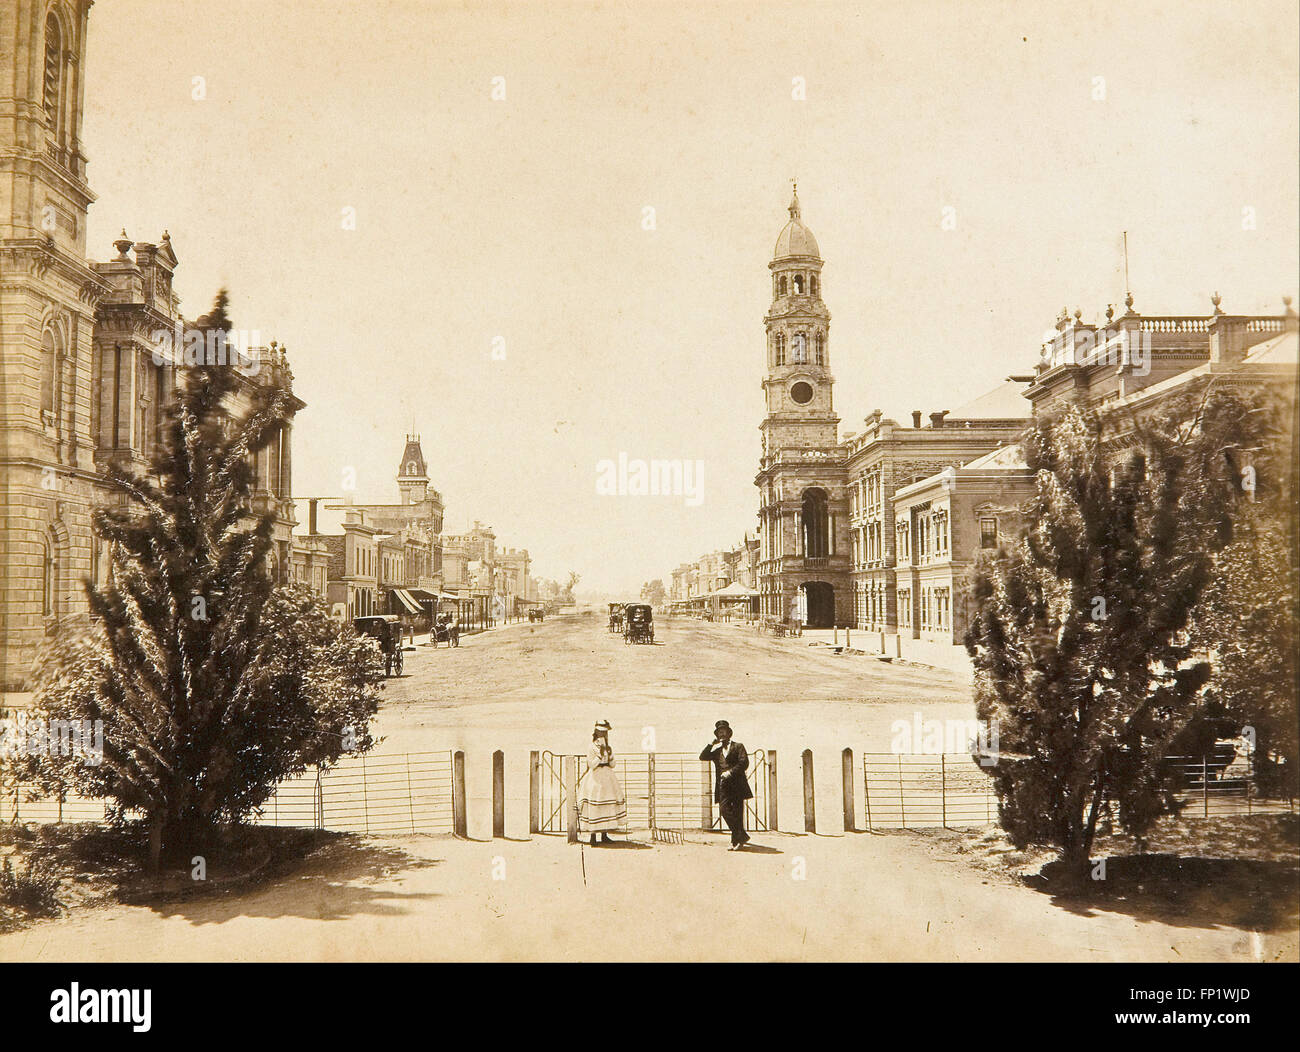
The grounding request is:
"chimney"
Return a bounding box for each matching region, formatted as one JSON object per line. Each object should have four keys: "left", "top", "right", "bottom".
{"left": 929, "top": 410, "right": 949, "bottom": 429}
{"left": 911, "top": 410, "right": 922, "bottom": 429}
{"left": 308, "top": 498, "right": 318, "bottom": 535}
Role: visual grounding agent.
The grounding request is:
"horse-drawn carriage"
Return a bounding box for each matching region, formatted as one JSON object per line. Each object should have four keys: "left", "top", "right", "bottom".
{"left": 433, "top": 611, "right": 460, "bottom": 647}
{"left": 608, "top": 602, "right": 624, "bottom": 633}
{"left": 352, "top": 614, "right": 404, "bottom": 676}
{"left": 528, "top": 607, "right": 545, "bottom": 623}
{"left": 623, "top": 603, "right": 654, "bottom": 644}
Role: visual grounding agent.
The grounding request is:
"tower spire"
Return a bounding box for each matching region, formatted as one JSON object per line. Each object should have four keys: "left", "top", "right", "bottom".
{"left": 789, "top": 179, "right": 801, "bottom": 221}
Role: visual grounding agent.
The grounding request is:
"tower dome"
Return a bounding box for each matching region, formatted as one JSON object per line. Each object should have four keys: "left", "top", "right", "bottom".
{"left": 773, "top": 185, "right": 820, "bottom": 259}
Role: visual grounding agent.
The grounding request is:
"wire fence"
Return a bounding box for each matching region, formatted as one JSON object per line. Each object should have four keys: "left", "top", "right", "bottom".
{"left": 862, "top": 751, "right": 1295, "bottom": 830}
{"left": 3, "top": 747, "right": 1290, "bottom": 836}
{"left": 1, "top": 750, "right": 455, "bottom": 836}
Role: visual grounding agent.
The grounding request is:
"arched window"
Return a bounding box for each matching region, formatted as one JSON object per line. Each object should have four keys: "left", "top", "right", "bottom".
{"left": 815, "top": 332, "right": 825, "bottom": 365}
{"left": 791, "top": 332, "right": 807, "bottom": 363}
{"left": 43, "top": 531, "right": 60, "bottom": 618}
{"left": 801, "top": 488, "right": 829, "bottom": 559}
{"left": 778, "top": 275, "right": 787, "bottom": 297}
{"left": 794, "top": 274, "right": 804, "bottom": 295}
{"left": 811, "top": 275, "right": 820, "bottom": 297}
{"left": 43, "top": 12, "right": 64, "bottom": 132}
{"left": 774, "top": 332, "right": 785, "bottom": 366}
{"left": 40, "top": 329, "right": 57, "bottom": 421}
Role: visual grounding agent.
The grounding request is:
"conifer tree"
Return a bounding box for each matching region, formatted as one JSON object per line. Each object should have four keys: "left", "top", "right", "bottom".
{"left": 965, "top": 390, "right": 1265, "bottom": 882}
{"left": 30, "top": 292, "right": 382, "bottom": 870}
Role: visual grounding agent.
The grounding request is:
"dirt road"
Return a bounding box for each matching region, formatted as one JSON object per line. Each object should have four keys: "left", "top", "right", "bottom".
{"left": 4, "top": 611, "right": 1289, "bottom": 963}
{"left": 3, "top": 830, "right": 1289, "bottom": 962}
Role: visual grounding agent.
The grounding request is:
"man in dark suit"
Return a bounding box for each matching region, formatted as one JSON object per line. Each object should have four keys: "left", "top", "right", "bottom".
{"left": 700, "top": 720, "right": 752, "bottom": 850}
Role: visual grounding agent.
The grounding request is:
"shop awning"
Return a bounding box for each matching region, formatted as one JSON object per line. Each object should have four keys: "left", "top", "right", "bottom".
{"left": 390, "top": 588, "right": 422, "bottom": 615}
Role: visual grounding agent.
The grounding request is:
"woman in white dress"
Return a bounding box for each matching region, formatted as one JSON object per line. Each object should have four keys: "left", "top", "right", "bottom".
{"left": 577, "top": 719, "right": 626, "bottom": 845}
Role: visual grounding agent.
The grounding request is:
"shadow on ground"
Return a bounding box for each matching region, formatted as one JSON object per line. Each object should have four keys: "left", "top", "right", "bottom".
{"left": 1028, "top": 854, "right": 1300, "bottom": 932}
{"left": 4, "top": 823, "right": 443, "bottom": 929}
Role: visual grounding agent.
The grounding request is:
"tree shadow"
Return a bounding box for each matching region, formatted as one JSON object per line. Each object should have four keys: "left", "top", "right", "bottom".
{"left": 21, "top": 824, "right": 446, "bottom": 927}
{"left": 1027, "top": 854, "right": 1300, "bottom": 932}
{"left": 126, "top": 834, "right": 444, "bottom": 925}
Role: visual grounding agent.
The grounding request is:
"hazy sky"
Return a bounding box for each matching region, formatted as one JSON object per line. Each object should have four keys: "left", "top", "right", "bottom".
{"left": 83, "top": 0, "right": 1299, "bottom": 593}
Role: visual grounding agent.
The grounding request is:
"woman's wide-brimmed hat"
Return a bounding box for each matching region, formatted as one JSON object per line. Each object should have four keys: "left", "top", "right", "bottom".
{"left": 594, "top": 719, "right": 612, "bottom": 731}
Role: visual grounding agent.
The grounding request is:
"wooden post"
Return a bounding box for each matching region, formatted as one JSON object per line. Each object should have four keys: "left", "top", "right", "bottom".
{"left": 1202, "top": 755, "right": 1209, "bottom": 818}
{"left": 565, "top": 754, "right": 579, "bottom": 844}
{"left": 452, "top": 750, "right": 467, "bottom": 838}
{"left": 940, "top": 754, "right": 947, "bottom": 829}
{"left": 863, "top": 756, "right": 873, "bottom": 832}
{"left": 802, "top": 749, "right": 816, "bottom": 833}
{"left": 841, "top": 747, "right": 855, "bottom": 831}
{"left": 647, "top": 752, "right": 656, "bottom": 831}
{"left": 492, "top": 750, "right": 505, "bottom": 838}
{"left": 406, "top": 754, "right": 415, "bottom": 834}
{"left": 767, "top": 750, "right": 778, "bottom": 831}
{"left": 846, "top": 626, "right": 851, "bottom": 649}
{"left": 833, "top": 625, "right": 839, "bottom": 646}
{"left": 700, "top": 760, "right": 713, "bottom": 831}
{"left": 529, "top": 750, "right": 540, "bottom": 834}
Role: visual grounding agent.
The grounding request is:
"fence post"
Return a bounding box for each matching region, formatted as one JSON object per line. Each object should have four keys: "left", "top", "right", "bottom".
{"left": 863, "top": 755, "right": 873, "bottom": 832}
{"left": 802, "top": 749, "right": 816, "bottom": 833}
{"left": 767, "top": 750, "right": 778, "bottom": 831}
{"left": 898, "top": 753, "right": 906, "bottom": 829}
{"left": 529, "top": 751, "right": 541, "bottom": 834}
{"left": 1246, "top": 749, "right": 1252, "bottom": 816}
{"left": 940, "top": 754, "right": 947, "bottom": 829}
{"left": 406, "top": 753, "right": 415, "bottom": 834}
{"left": 700, "top": 760, "right": 713, "bottom": 831}
{"left": 565, "top": 754, "right": 579, "bottom": 844}
{"left": 452, "top": 750, "right": 467, "bottom": 838}
{"left": 648, "top": 752, "right": 656, "bottom": 831}
{"left": 846, "top": 626, "right": 851, "bottom": 649}
{"left": 361, "top": 753, "right": 370, "bottom": 834}
{"left": 1202, "top": 755, "right": 1209, "bottom": 818}
{"left": 841, "top": 747, "right": 855, "bottom": 832}
{"left": 492, "top": 750, "right": 505, "bottom": 838}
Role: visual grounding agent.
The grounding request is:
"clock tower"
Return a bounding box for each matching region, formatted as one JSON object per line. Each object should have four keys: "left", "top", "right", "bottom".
{"left": 760, "top": 184, "right": 837, "bottom": 453}
{"left": 754, "top": 186, "right": 850, "bottom": 628}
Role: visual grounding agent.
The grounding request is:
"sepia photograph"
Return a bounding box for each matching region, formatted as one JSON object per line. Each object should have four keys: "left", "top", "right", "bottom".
{"left": 0, "top": 0, "right": 1297, "bottom": 1030}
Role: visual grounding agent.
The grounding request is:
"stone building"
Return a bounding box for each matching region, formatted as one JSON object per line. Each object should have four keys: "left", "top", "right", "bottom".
{"left": 888, "top": 443, "right": 1034, "bottom": 670}
{"left": 1, "top": 0, "right": 300, "bottom": 698}
{"left": 872, "top": 297, "right": 1297, "bottom": 673}
{"left": 753, "top": 188, "right": 1028, "bottom": 629}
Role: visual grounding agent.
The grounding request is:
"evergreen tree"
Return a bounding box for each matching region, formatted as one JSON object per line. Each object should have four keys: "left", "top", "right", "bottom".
{"left": 1187, "top": 387, "right": 1298, "bottom": 797}
{"left": 29, "top": 292, "right": 382, "bottom": 870}
{"left": 964, "top": 390, "right": 1265, "bottom": 882}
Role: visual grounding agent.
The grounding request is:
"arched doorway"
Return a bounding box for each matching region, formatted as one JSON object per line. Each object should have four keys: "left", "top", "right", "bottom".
{"left": 801, "top": 488, "right": 829, "bottom": 559}
{"left": 801, "top": 581, "right": 834, "bottom": 628}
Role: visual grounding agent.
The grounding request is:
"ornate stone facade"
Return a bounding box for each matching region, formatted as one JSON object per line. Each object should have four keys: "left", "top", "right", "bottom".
{"left": 1, "top": 1, "right": 300, "bottom": 697}
{"left": 754, "top": 188, "right": 1027, "bottom": 629}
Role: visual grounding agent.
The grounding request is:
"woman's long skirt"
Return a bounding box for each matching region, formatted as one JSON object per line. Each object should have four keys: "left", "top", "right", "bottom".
{"left": 577, "top": 764, "right": 626, "bottom": 831}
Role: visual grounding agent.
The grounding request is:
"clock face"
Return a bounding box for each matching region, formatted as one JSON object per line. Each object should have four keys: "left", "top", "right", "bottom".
{"left": 790, "top": 381, "right": 814, "bottom": 405}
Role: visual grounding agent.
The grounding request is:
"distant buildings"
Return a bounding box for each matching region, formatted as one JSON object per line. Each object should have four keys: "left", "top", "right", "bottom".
{"left": 667, "top": 187, "right": 1298, "bottom": 674}
{"left": 294, "top": 436, "right": 538, "bottom": 629}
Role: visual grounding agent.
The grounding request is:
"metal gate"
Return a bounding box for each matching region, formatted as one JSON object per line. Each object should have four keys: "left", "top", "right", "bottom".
{"left": 535, "top": 750, "right": 770, "bottom": 835}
